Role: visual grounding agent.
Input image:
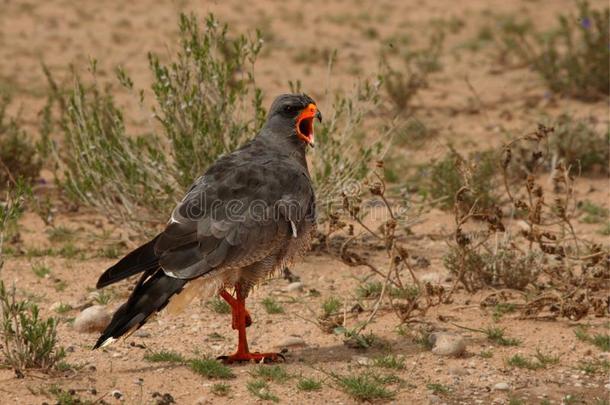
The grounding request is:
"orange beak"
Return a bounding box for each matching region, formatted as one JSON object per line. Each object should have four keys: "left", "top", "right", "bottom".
{"left": 296, "top": 103, "right": 321, "bottom": 148}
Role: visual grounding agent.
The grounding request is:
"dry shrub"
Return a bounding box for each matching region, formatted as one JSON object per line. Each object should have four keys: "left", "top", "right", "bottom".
{"left": 443, "top": 124, "right": 609, "bottom": 320}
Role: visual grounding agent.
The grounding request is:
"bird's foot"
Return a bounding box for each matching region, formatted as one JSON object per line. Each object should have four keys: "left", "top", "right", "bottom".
{"left": 217, "top": 351, "right": 285, "bottom": 364}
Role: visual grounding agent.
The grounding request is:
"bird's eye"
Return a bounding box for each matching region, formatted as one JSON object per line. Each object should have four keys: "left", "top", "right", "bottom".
{"left": 283, "top": 105, "right": 299, "bottom": 115}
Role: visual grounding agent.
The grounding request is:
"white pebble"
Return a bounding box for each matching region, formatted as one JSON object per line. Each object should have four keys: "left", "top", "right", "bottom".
{"left": 73, "top": 305, "right": 111, "bottom": 333}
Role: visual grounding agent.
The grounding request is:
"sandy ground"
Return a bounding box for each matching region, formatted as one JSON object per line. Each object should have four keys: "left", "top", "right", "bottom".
{"left": 0, "top": 0, "right": 609, "bottom": 404}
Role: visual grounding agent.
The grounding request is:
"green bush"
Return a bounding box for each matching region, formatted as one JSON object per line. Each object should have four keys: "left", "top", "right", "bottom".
{"left": 499, "top": 1, "right": 609, "bottom": 101}
{"left": 421, "top": 148, "right": 499, "bottom": 211}
{"left": 382, "top": 30, "right": 445, "bottom": 112}
{"left": 0, "top": 93, "right": 41, "bottom": 188}
{"left": 52, "top": 13, "right": 385, "bottom": 232}
{"left": 550, "top": 114, "right": 609, "bottom": 175}
{"left": 0, "top": 281, "right": 65, "bottom": 371}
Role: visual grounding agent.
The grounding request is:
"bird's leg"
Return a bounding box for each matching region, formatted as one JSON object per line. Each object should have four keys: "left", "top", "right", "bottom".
{"left": 217, "top": 284, "right": 284, "bottom": 364}
{"left": 219, "top": 288, "right": 251, "bottom": 328}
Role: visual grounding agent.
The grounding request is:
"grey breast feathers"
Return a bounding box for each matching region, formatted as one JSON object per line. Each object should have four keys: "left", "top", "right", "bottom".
{"left": 151, "top": 144, "right": 315, "bottom": 281}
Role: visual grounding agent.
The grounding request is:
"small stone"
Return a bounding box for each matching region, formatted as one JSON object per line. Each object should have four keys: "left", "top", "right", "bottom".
{"left": 277, "top": 336, "right": 306, "bottom": 347}
{"left": 429, "top": 332, "right": 466, "bottom": 357}
{"left": 134, "top": 330, "right": 151, "bottom": 338}
{"left": 493, "top": 382, "right": 510, "bottom": 391}
{"left": 352, "top": 356, "right": 373, "bottom": 366}
{"left": 111, "top": 390, "right": 123, "bottom": 399}
{"left": 284, "top": 282, "right": 304, "bottom": 292}
{"left": 73, "top": 305, "right": 111, "bottom": 333}
{"left": 49, "top": 302, "right": 62, "bottom": 312}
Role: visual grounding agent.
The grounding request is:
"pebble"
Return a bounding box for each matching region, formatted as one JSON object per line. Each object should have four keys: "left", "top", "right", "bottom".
{"left": 111, "top": 390, "right": 123, "bottom": 399}
{"left": 429, "top": 332, "right": 466, "bottom": 357}
{"left": 49, "top": 302, "right": 62, "bottom": 312}
{"left": 73, "top": 305, "right": 111, "bottom": 333}
{"left": 277, "top": 336, "right": 306, "bottom": 347}
{"left": 493, "top": 382, "right": 510, "bottom": 391}
{"left": 284, "top": 282, "right": 304, "bottom": 292}
{"left": 134, "top": 330, "right": 151, "bottom": 338}
{"left": 352, "top": 356, "right": 374, "bottom": 366}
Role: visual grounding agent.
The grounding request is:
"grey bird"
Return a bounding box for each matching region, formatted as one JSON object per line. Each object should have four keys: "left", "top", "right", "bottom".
{"left": 94, "top": 93, "right": 320, "bottom": 363}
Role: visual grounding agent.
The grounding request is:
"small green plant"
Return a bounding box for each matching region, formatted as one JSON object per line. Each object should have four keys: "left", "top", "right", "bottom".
{"left": 247, "top": 379, "right": 279, "bottom": 402}
{"left": 591, "top": 334, "right": 610, "bottom": 351}
{"left": 576, "top": 358, "right": 609, "bottom": 374}
{"left": 54, "top": 303, "right": 72, "bottom": 314}
{"left": 207, "top": 297, "right": 231, "bottom": 314}
{"left": 374, "top": 354, "right": 405, "bottom": 370}
{"left": 423, "top": 148, "right": 499, "bottom": 211}
{"left": 480, "top": 349, "right": 493, "bottom": 358}
{"left": 94, "top": 289, "right": 113, "bottom": 305}
{"left": 211, "top": 382, "right": 231, "bottom": 397}
{"left": 341, "top": 328, "right": 378, "bottom": 349}
{"left": 335, "top": 372, "right": 396, "bottom": 401}
{"left": 189, "top": 358, "right": 235, "bottom": 379}
{"left": 356, "top": 281, "right": 383, "bottom": 299}
{"left": 579, "top": 200, "right": 609, "bottom": 223}
{"left": 0, "top": 281, "right": 65, "bottom": 371}
{"left": 508, "top": 397, "right": 525, "bottom": 405}
{"left": 261, "top": 297, "right": 284, "bottom": 314}
{"left": 427, "top": 382, "right": 451, "bottom": 395}
{"left": 549, "top": 114, "right": 610, "bottom": 175}
{"left": 507, "top": 350, "right": 559, "bottom": 370}
{"left": 48, "top": 385, "right": 94, "bottom": 405}
{"left": 46, "top": 226, "right": 76, "bottom": 243}
{"left": 31, "top": 264, "right": 51, "bottom": 278}
{"left": 252, "top": 365, "right": 290, "bottom": 383}
{"left": 498, "top": 1, "right": 609, "bottom": 101}
{"left": 534, "top": 349, "right": 560, "bottom": 367}
{"left": 382, "top": 29, "right": 445, "bottom": 112}
{"left": 58, "top": 243, "right": 81, "bottom": 259}
{"left": 507, "top": 354, "right": 541, "bottom": 370}
{"left": 484, "top": 326, "right": 521, "bottom": 346}
{"left": 321, "top": 296, "right": 342, "bottom": 317}
{"left": 297, "top": 377, "right": 323, "bottom": 391}
{"left": 98, "top": 244, "right": 121, "bottom": 259}
{"left": 492, "top": 303, "right": 517, "bottom": 321}
{"left": 575, "top": 326, "right": 610, "bottom": 351}
{"left": 144, "top": 350, "right": 185, "bottom": 363}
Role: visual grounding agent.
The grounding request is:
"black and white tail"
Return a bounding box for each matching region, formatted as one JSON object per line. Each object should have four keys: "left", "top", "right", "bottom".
{"left": 93, "top": 237, "right": 186, "bottom": 349}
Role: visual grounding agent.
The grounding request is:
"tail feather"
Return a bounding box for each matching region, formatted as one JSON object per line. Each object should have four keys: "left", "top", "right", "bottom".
{"left": 93, "top": 269, "right": 187, "bottom": 349}
{"left": 96, "top": 236, "right": 160, "bottom": 289}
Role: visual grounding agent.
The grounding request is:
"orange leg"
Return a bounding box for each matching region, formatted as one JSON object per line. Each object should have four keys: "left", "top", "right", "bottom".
{"left": 217, "top": 285, "right": 284, "bottom": 364}
{"left": 219, "top": 289, "right": 252, "bottom": 328}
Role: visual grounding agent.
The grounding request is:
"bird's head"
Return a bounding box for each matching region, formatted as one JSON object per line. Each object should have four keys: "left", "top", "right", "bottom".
{"left": 263, "top": 93, "right": 322, "bottom": 148}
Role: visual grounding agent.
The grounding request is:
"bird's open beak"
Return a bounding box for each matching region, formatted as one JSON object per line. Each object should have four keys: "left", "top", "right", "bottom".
{"left": 296, "top": 103, "right": 320, "bottom": 148}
